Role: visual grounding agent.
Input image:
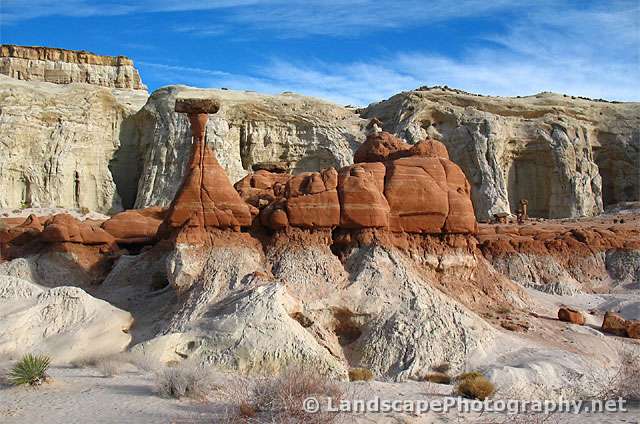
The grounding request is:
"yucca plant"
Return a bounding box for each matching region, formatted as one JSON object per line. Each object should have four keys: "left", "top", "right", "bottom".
{"left": 8, "top": 354, "right": 51, "bottom": 386}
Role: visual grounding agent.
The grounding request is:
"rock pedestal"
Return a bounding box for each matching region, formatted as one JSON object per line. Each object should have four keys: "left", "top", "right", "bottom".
{"left": 158, "top": 98, "right": 252, "bottom": 243}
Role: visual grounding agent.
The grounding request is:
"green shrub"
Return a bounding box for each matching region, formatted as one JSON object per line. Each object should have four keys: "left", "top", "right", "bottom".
{"left": 424, "top": 372, "right": 451, "bottom": 384}
{"left": 348, "top": 367, "right": 374, "bottom": 382}
{"left": 8, "top": 354, "right": 51, "bottom": 386}
{"left": 456, "top": 375, "right": 495, "bottom": 400}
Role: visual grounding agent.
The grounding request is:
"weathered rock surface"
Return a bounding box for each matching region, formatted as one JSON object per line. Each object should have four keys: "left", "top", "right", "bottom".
{"left": 363, "top": 88, "right": 640, "bottom": 219}
{"left": 0, "top": 45, "right": 146, "bottom": 90}
{"left": 133, "top": 86, "right": 365, "bottom": 208}
{"left": 101, "top": 207, "right": 165, "bottom": 244}
{"left": 602, "top": 311, "right": 628, "bottom": 336}
{"left": 0, "top": 275, "right": 132, "bottom": 363}
{"left": 0, "top": 75, "right": 148, "bottom": 212}
{"left": 236, "top": 134, "right": 476, "bottom": 233}
{"left": 558, "top": 307, "right": 585, "bottom": 325}
{"left": 479, "top": 211, "right": 640, "bottom": 295}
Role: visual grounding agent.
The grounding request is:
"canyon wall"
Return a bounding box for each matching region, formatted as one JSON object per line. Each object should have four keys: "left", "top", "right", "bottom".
{"left": 0, "top": 75, "right": 148, "bottom": 212}
{"left": 0, "top": 45, "right": 146, "bottom": 90}
{"left": 362, "top": 87, "right": 640, "bottom": 220}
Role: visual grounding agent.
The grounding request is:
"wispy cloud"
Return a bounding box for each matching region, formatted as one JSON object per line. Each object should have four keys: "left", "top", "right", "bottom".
{"left": 1, "top": 0, "right": 526, "bottom": 37}
{"left": 138, "top": 3, "right": 640, "bottom": 105}
{"left": 3, "top": 1, "right": 638, "bottom": 104}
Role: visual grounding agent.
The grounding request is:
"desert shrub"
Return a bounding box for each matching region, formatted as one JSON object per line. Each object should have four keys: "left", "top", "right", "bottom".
{"left": 455, "top": 371, "right": 484, "bottom": 381}
{"left": 126, "top": 351, "right": 162, "bottom": 372}
{"left": 155, "top": 361, "right": 214, "bottom": 399}
{"left": 348, "top": 367, "right": 374, "bottom": 382}
{"left": 96, "top": 358, "right": 125, "bottom": 377}
{"left": 456, "top": 374, "right": 495, "bottom": 400}
{"left": 595, "top": 347, "right": 640, "bottom": 400}
{"left": 8, "top": 354, "right": 51, "bottom": 386}
{"left": 431, "top": 362, "right": 450, "bottom": 373}
{"left": 425, "top": 372, "right": 451, "bottom": 384}
{"left": 222, "top": 366, "right": 343, "bottom": 423}
{"left": 78, "top": 206, "right": 90, "bottom": 215}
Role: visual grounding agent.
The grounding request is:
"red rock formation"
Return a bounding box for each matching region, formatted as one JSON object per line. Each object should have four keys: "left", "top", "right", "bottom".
{"left": 235, "top": 131, "right": 476, "bottom": 234}
{"left": 158, "top": 100, "right": 252, "bottom": 243}
{"left": 102, "top": 207, "right": 165, "bottom": 244}
{"left": 353, "top": 132, "right": 411, "bottom": 163}
{"left": 627, "top": 320, "right": 640, "bottom": 339}
{"left": 354, "top": 131, "right": 450, "bottom": 163}
{"left": 558, "top": 307, "right": 585, "bottom": 325}
{"left": 602, "top": 311, "right": 628, "bottom": 336}
{"left": 338, "top": 163, "right": 389, "bottom": 228}
{"left": 41, "top": 214, "right": 116, "bottom": 246}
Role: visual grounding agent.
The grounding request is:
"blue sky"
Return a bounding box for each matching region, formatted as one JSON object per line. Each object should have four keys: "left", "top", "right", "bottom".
{"left": 1, "top": 0, "right": 638, "bottom": 105}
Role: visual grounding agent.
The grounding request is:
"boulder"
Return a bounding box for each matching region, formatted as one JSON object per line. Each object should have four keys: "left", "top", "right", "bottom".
{"left": 408, "top": 138, "right": 450, "bottom": 159}
{"left": 602, "top": 311, "right": 628, "bottom": 336}
{"left": 354, "top": 131, "right": 411, "bottom": 163}
{"left": 626, "top": 320, "right": 640, "bottom": 339}
{"left": 383, "top": 157, "right": 476, "bottom": 233}
{"left": 558, "top": 307, "right": 585, "bottom": 325}
{"left": 102, "top": 207, "right": 165, "bottom": 244}
{"left": 41, "top": 214, "right": 116, "bottom": 246}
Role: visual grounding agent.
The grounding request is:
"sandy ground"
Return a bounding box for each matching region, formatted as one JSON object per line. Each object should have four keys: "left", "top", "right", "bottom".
{"left": 1, "top": 364, "right": 638, "bottom": 424}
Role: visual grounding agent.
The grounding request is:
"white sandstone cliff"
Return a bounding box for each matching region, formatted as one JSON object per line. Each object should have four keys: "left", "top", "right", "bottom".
{"left": 133, "top": 85, "right": 366, "bottom": 208}
{"left": 0, "top": 75, "right": 147, "bottom": 212}
{"left": 362, "top": 88, "right": 640, "bottom": 220}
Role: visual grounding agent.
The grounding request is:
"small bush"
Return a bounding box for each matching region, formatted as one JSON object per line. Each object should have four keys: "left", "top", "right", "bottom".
{"left": 456, "top": 371, "right": 484, "bottom": 381}
{"left": 431, "top": 362, "right": 450, "bottom": 373}
{"left": 348, "top": 367, "right": 374, "bottom": 382}
{"left": 96, "top": 359, "right": 125, "bottom": 377}
{"left": 79, "top": 206, "right": 90, "bottom": 215}
{"left": 223, "top": 366, "right": 343, "bottom": 423}
{"left": 8, "top": 354, "right": 51, "bottom": 386}
{"left": 127, "top": 351, "right": 162, "bottom": 372}
{"left": 456, "top": 374, "right": 495, "bottom": 400}
{"left": 155, "top": 361, "right": 214, "bottom": 399}
{"left": 425, "top": 372, "right": 451, "bottom": 384}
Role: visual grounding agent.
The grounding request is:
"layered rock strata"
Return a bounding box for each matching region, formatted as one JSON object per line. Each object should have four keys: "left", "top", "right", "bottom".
{"left": 0, "top": 75, "right": 148, "bottom": 212}
{"left": 0, "top": 45, "right": 146, "bottom": 90}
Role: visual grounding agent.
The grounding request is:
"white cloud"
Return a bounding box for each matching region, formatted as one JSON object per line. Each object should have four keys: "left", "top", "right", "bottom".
{"left": 1, "top": 0, "right": 526, "bottom": 37}
{"left": 3, "top": 1, "right": 638, "bottom": 104}
{"left": 139, "top": 2, "right": 640, "bottom": 106}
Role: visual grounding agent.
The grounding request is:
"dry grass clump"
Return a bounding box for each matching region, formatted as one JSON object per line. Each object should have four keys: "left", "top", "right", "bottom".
{"left": 424, "top": 372, "right": 451, "bottom": 384}
{"left": 126, "top": 351, "right": 162, "bottom": 372}
{"left": 96, "top": 358, "right": 126, "bottom": 377}
{"left": 431, "top": 362, "right": 450, "bottom": 373}
{"left": 595, "top": 347, "right": 640, "bottom": 400}
{"left": 222, "top": 366, "right": 343, "bottom": 423}
{"left": 455, "top": 371, "right": 495, "bottom": 400}
{"left": 348, "top": 367, "right": 374, "bottom": 382}
{"left": 155, "top": 360, "right": 215, "bottom": 400}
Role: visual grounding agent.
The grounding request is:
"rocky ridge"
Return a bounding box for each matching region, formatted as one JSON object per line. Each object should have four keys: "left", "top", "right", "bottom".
{"left": 0, "top": 45, "right": 146, "bottom": 90}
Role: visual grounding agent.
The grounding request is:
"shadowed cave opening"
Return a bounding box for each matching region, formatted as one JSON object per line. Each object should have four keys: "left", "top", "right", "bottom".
{"left": 593, "top": 145, "right": 640, "bottom": 207}
{"left": 507, "top": 148, "right": 556, "bottom": 218}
